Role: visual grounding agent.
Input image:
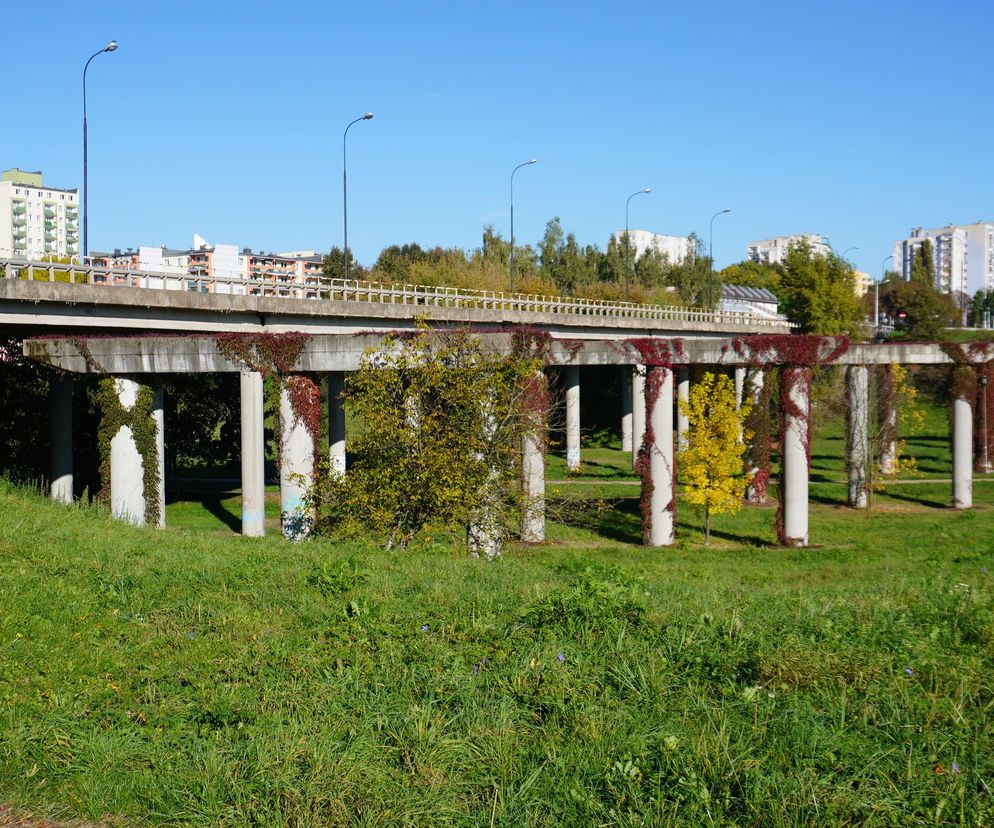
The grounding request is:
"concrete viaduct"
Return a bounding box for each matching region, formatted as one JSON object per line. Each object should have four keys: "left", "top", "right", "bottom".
{"left": 4, "top": 260, "right": 992, "bottom": 548}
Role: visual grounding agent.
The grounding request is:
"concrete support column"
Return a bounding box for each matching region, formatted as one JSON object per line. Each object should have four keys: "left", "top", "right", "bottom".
{"left": 49, "top": 373, "right": 73, "bottom": 504}
{"left": 879, "top": 365, "right": 897, "bottom": 475}
{"left": 240, "top": 370, "right": 266, "bottom": 537}
{"left": 676, "top": 367, "right": 690, "bottom": 449}
{"left": 780, "top": 367, "right": 811, "bottom": 547}
{"left": 152, "top": 385, "right": 165, "bottom": 528}
{"left": 620, "top": 369, "right": 633, "bottom": 452}
{"left": 845, "top": 365, "right": 870, "bottom": 509}
{"left": 109, "top": 376, "right": 164, "bottom": 527}
{"left": 952, "top": 393, "right": 973, "bottom": 510}
{"left": 520, "top": 369, "right": 547, "bottom": 543}
{"left": 745, "top": 368, "right": 767, "bottom": 504}
{"left": 632, "top": 366, "right": 646, "bottom": 468}
{"left": 280, "top": 379, "right": 316, "bottom": 540}
{"left": 468, "top": 404, "right": 501, "bottom": 560}
{"left": 564, "top": 365, "right": 580, "bottom": 472}
{"left": 328, "top": 372, "right": 347, "bottom": 475}
{"left": 645, "top": 366, "right": 675, "bottom": 547}
{"left": 734, "top": 367, "right": 746, "bottom": 410}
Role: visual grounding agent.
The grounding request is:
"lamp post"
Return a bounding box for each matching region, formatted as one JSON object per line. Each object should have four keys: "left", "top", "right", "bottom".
{"left": 343, "top": 112, "right": 374, "bottom": 280}
{"left": 624, "top": 188, "right": 651, "bottom": 302}
{"left": 82, "top": 39, "right": 118, "bottom": 261}
{"left": 707, "top": 208, "right": 731, "bottom": 308}
{"left": 509, "top": 159, "right": 537, "bottom": 293}
{"left": 877, "top": 254, "right": 893, "bottom": 331}
{"left": 842, "top": 245, "right": 860, "bottom": 260}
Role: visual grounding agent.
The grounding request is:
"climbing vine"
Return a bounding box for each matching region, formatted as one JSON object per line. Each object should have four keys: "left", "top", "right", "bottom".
{"left": 95, "top": 377, "right": 161, "bottom": 526}
{"left": 743, "top": 370, "right": 773, "bottom": 504}
{"left": 975, "top": 362, "right": 994, "bottom": 472}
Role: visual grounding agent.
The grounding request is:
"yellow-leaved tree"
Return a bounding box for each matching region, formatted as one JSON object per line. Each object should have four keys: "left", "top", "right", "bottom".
{"left": 678, "top": 372, "right": 753, "bottom": 544}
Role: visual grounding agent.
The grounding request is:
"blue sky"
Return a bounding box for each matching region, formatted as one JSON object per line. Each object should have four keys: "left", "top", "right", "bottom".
{"left": 5, "top": 0, "right": 993, "bottom": 276}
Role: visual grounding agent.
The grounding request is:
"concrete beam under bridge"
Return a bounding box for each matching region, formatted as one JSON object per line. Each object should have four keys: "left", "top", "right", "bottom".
{"left": 24, "top": 333, "right": 994, "bottom": 375}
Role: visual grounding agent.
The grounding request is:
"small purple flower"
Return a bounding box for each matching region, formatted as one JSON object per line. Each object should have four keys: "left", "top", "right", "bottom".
{"left": 904, "top": 668, "right": 914, "bottom": 676}
{"left": 556, "top": 652, "right": 566, "bottom": 663}
{"left": 420, "top": 624, "right": 429, "bottom": 633}
{"left": 473, "top": 663, "right": 480, "bottom": 674}
{"left": 952, "top": 762, "right": 961, "bottom": 774}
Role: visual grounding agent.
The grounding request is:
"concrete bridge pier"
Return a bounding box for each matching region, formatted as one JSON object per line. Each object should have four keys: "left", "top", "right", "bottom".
{"left": 952, "top": 392, "right": 973, "bottom": 510}
{"left": 879, "top": 365, "right": 897, "bottom": 475}
{"left": 48, "top": 372, "right": 73, "bottom": 504}
{"left": 521, "top": 369, "right": 547, "bottom": 543}
{"left": 620, "top": 369, "right": 633, "bottom": 452}
{"left": 745, "top": 368, "right": 766, "bottom": 504}
{"left": 109, "top": 376, "right": 165, "bottom": 528}
{"left": 780, "top": 367, "right": 810, "bottom": 546}
{"left": 564, "top": 365, "right": 580, "bottom": 472}
{"left": 328, "top": 372, "right": 347, "bottom": 475}
{"left": 676, "top": 367, "right": 690, "bottom": 449}
{"left": 632, "top": 366, "right": 646, "bottom": 468}
{"left": 240, "top": 371, "right": 266, "bottom": 537}
{"left": 645, "top": 366, "right": 675, "bottom": 546}
{"left": 846, "top": 365, "right": 870, "bottom": 509}
{"left": 734, "top": 367, "right": 746, "bottom": 410}
{"left": 279, "top": 379, "right": 316, "bottom": 540}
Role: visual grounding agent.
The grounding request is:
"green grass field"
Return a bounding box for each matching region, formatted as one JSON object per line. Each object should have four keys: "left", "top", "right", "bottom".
{"left": 1, "top": 402, "right": 993, "bottom": 826}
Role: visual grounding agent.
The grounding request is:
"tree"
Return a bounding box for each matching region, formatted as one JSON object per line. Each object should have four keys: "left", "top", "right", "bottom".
{"left": 373, "top": 243, "right": 427, "bottom": 281}
{"left": 718, "top": 260, "right": 783, "bottom": 297}
{"left": 322, "top": 246, "right": 367, "bottom": 280}
{"left": 779, "top": 241, "right": 864, "bottom": 336}
{"left": 678, "top": 372, "right": 752, "bottom": 544}
{"left": 882, "top": 279, "right": 958, "bottom": 339}
{"left": 910, "top": 239, "right": 936, "bottom": 286}
{"left": 307, "top": 326, "right": 541, "bottom": 554}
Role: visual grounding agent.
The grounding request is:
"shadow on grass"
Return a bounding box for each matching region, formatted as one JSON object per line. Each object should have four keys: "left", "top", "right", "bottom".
{"left": 200, "top": 497, "right": 242, "bottom": 532}
{"left": 550, "top": 496, "right": 642, "bottom": 544}
{"left": 706, "top": 526, "right": 777, "bottom": 548}
{"left": 875, "top": 488, "right": 949, "bottom": 509}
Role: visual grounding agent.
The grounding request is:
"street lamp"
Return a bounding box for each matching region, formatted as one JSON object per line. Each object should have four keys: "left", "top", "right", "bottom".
{"left": 877, "top": 254, "right": 893, "bottom": 331}
{"left": 624, "top": 188, "right": 651, "bottom": 302}
{"left": 842, "top": 245, "right": 860, "bottom": 260}
{"left": 343, "top": 112, "right": 374, "bottom": 280}
{"left": 708, "top": 208, "right": 731, "bottom": 308}
{"left": 82, "top": 39, "right": 118, "bottom": 261}
{"left": 509, "top": 159, "right": 537, "bottom": 293}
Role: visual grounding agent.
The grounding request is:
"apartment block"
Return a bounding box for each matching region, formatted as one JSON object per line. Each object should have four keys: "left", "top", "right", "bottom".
{"left": 892, "top": 223, "right": 994, "bottom": 297}
{"left": 0, "top": 168, "right": 79, "bottom": 260}
{"left": 613, "top": 229, "right": 694, "bottom": 264}
{"left": 747, "top": 234, "right": 830, "bottom": 266}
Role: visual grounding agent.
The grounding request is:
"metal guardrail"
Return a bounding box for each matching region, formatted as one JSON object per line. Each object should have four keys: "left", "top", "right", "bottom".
{"left": 1, "top": 258, "right": 794, "bottom": 329}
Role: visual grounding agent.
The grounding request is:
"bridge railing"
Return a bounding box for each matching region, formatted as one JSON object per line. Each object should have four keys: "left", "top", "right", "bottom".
{"left": 2, "top": 258, "right": 793, "bottom": 329}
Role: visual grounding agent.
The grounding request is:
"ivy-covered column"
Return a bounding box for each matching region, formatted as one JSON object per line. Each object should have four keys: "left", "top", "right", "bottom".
{"left": 48, "top": 372, "right": 73, "bottom": 504}
{"left": 744, "top": 368, "right": 770, "bottom": 504}
{"left": 676, "top": 367, "right": 690, "bottom": 449}
{"left": 520, "top": 369, "right": 547, "bottom": 543}
{"left": 643, "top": 366, "right": 675, "bottom": 546}
{"left": 240, "top": 370, "right": 266, "bottom": 537}
{"left": 102, "top": 376, "right": 164, "bottom": 527}
{"left": 620, "top": 368, "right": 633, "bottom": 452}
{"left": 879, "top": 365, "right": 897, "bottom": 475}
{"left": 279, "top": 375, "right": 319, "bottom": 540}
{"left": 779, "top": 366, "right": 811, "bottom": 546}
{"left": 951, "top": 366, "right": 974, "bottom": 510}
{"left": 845, "top": 365, "right": 870, "bottom": 509}
{"left": 631, "top": 366, "right": 645, "bottom": 469}
{"left": 564, "top": 365, "right": 581, "bottom": 472}
{"left": 734, "top": 367, "right": 746, "bottom": 410}
{"left": 328, "top": 371, "right": 347, "bottom": 475}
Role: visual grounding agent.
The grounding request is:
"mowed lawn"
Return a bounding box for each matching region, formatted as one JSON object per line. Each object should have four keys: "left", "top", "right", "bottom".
{"left": 2, "top": 461, "right": 993, "bottom": 826}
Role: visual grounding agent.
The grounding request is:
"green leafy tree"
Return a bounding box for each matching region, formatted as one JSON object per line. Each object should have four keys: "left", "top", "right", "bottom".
{"left": 634, "top": 247, "right": 668, "bottom": 289}
{"left": 308, "top": 326, "right": 541, "bottom": 553}
{"left": 718, "top": 260, "right": 784, "bottom": 297}
{"left": 322, "top": 246, "right": 367, "bottom": 280}
{"left": 779, "top": 241, "right": 864, "bottom": 336}
{"left": 881, "top": 279, "right": 958, "bottom": 339}
{"left": 678, "top": 372, "right": 752, "bottom": 544}
{"left": 373, "top": 243, "right": 427, "bottom": 281}
{"left": 910, "top": 239, "right": 936, "bottom": 286}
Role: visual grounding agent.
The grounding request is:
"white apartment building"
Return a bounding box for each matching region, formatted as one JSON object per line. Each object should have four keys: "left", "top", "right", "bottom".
{"left": 613, "top": 229, "right": 694, "bottom": 264}
{"left": 892, "top": 223, "right": 994, "bottom": 297}
{"left": 747, "top": 234, "right": 830, "bottom": 266}
{"left": 0, "top": 168, "right": 79, "bottom": 260}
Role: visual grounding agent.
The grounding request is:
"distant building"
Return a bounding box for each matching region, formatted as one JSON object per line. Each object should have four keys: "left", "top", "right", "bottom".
{"left": 0, "top": 168, "right": 79, "bottom": 260}
{"left": 719, "top": 285, "right": 781, "bottom": 320}
{"left": 853, "top": 270, "right": 873, "bottom": 296}
{"left": 92, "top": 233, "right": 325, "bottom": 296}
{"left": 747, "top": 234, "right": 830, "bottom": 266}
{"left": 892, "top": 223, "right": 994, "bottom": 297}
{"left": 613, "top": 229, "right": 694, "bottom": 264}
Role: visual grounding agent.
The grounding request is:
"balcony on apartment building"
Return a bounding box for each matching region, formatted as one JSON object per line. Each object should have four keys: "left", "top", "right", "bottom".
{"left": 11, "top": 203, "right": 26, "bottom": 215}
